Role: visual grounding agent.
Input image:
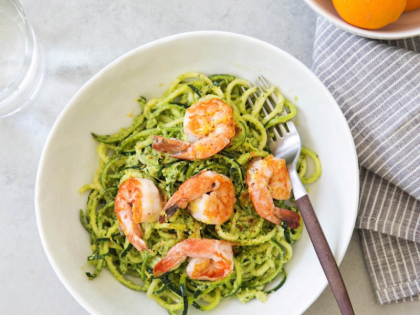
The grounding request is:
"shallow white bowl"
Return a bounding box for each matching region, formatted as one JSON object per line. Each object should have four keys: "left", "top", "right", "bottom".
{"left": 304, "top": 0, "right": 420, "bottom": 40}
{"left": 35, "top": 31, "right": 359, "bottom": 315}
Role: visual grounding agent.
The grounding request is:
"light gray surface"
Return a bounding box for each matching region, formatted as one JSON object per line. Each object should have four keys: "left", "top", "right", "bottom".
{"left": 0, "top": 0, "right": 418, "bottom": 314}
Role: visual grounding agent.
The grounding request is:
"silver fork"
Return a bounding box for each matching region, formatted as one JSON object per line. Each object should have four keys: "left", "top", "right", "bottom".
{"left": 252, "top": 76, "right": 354, "bottom": 315}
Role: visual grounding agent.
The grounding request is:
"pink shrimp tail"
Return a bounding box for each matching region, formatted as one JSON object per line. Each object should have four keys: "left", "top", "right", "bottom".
{"left": 172, "top": 135, "right": 230, "bottom": 160}
{"left": 128, "top": 233, "right": 150, "bottom": 252}
{"left": 153, "top": 253, "right": 186, "bottom": 277}
{"left": 275, "top": 208, "right": 301, "bottom": 229}
{"left": 159, "top": 191, "right": 186, "bottom": 223}
{"left": 152, "top": 136, "right": 190, "bottom": 154}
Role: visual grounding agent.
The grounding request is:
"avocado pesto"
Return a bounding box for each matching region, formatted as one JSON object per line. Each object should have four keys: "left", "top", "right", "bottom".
{"left": 79, "top": 72, "right": 322, "bottom": 314}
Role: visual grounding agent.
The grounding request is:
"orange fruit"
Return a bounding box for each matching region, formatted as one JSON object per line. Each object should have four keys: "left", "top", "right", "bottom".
{"left": 405, "top": 0, "right": 420, "bottom": 11}
{"left": 332, "top": 0, "right": 407, "bottom": 30}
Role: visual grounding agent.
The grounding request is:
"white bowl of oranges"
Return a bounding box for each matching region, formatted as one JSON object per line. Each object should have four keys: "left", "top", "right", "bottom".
{"left": 304, "top": 0, "right": 420, "bottom": 40}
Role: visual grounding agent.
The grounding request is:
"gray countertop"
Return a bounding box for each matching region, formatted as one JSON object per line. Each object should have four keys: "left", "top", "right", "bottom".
{"left": 1, "top": 0, "right": 419, "bottom": 314}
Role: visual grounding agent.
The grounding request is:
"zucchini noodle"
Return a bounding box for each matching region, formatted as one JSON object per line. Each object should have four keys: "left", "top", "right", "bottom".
{"left": 79, "top": 72, "right": 322, "bottom": 314}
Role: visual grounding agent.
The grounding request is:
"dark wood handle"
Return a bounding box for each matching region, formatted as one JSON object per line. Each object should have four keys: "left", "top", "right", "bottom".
{"left": 296, "top": 195, "right": 354, "bottom": 315}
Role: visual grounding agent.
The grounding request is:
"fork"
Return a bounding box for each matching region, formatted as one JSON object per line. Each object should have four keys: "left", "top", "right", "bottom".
{"left": 250, "top": 76, "right": 354, "bottom": 315}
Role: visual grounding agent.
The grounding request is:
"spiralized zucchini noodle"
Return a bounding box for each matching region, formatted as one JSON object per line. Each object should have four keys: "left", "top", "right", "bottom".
{"left": 79, "top": 72, "right": 322, "bottom": 314}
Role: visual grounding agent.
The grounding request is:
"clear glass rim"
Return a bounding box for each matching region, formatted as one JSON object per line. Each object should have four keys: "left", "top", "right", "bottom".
{"left": 0, "top": 0, "right": 44, "bottom": 118}
{"left": 0, "top": 0, "right": 35, "bottom": 104}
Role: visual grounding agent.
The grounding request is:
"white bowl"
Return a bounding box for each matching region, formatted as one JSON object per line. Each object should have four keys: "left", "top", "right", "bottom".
{"left": 304, "top": 0, "right": 420, "bottom": 40}
{"left": 35, "top": 31, "right": 359, "bottom": 315}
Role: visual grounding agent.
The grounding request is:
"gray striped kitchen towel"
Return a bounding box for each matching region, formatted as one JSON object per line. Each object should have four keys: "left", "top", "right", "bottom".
{"left": 312, "top": 17, "right": 420, "bottom": 304}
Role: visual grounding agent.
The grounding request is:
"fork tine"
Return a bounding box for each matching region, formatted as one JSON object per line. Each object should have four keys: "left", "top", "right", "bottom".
{"left": 259, "top": 76, "right": 284, "bottom": 119}
{"left": 273, "top": 126, "right": 282, "bottom": 140}
{"left": 259, "top": 75, "right": 297, "bottom": 133}
{"left": 254, "top": 78, "right": 263, "bottom": 92}
{"left": 258, "top": 76, "right": 284, "bottom": 127}
{"left": 248, "top": 82, "right": 269, "bottom": 116}
{"left": 279, "top": 123, "right": 288, "bottom": 136}
{"left": 253, "top": 79, "right": 283, "bottom": 136}
{"left": 255, "top": 78, "right": 276, "bottom": 112}
{"left": 244, "top": 77, "right": 298, "bottom": 142}
{"left": 241, "top": 86, "right": 254, "bottom": 108}
{"left": 259, "top": 75, "right": 278, "bottom": 105}
{"left": 256, "top": 77, "right": 287, "bottom": 136}
{"left": 259, "top": 75, "right": 270, "bottom": 89}
{"left": 285, "top": 119, "right": 297, "bottom": 133}
{"left": 254, "top": 79, "right": 276, "bottom": 124}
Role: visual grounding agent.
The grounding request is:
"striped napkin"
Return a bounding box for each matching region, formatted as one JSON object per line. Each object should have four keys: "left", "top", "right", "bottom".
{"left": 312, "top": 18, "right": 420, "bottom": 304}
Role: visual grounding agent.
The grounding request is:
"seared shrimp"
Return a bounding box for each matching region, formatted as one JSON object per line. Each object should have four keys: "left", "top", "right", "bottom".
{"left": 153, "top": 239, "right": 234, "bottom": 281}
{"left": 152, "top": 98, "right": 235, "bottom": 160}
{"left": 114, "top": 178, "right": 163, "bottom": 251}
{"left": 246, "top": 155, "right": 301, "bottom": 228}
{"left": 159, "top": 170, "right": 236, "bottom": 225}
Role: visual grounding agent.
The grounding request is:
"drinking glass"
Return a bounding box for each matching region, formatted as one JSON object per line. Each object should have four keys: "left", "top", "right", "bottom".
{"left": 0, "top": 0, "right": 43, "bottom": 118}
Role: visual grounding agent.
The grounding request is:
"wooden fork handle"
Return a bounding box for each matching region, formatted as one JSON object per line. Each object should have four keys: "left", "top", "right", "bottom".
{"left": 296, "top": 195, "right": 354, "bottom": 315}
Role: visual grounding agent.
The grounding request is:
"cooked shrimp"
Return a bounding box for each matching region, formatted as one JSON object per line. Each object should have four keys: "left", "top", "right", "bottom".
{"left": 159, "top": 170, "right": 236, "bottom": 225}
{"left": 114, "top": 178, "right": 163, "bottom": 251}
{"left": 246, "top": 155, "right": 301, "bottom": 228}
{"left": 153, "top": 239, "right": 234, "bottom": 281}
{"left": 152, "top": 98, "right": 235, "bottom": 160}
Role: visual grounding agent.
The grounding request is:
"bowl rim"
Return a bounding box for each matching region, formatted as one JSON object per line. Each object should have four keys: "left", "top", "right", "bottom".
{"left": 35, "top": 30, "right": 360, "bottom": 315}
{"left": 303, "top": 0, "right": 420, "bottom": 40}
